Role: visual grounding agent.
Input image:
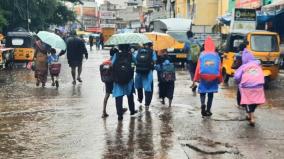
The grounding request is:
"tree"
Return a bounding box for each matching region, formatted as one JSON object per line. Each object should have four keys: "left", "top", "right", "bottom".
{"left": 0, "top": 0, "right": 80, "bottom": 33}
{"left": 0, "top": 9, "right": 8, "bottom": 31}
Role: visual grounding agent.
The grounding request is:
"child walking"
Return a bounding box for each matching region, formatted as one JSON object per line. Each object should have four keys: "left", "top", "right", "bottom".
{"left": 156, "top": 49, "right": 175, "bottom": 107}
{"left": 234, "top": 49, "right": 265, "bottom": 126}
{"left": 194, "top": 37, "right": 222, "bottom": 117}
{"left": 48, "top": 48, "right": 61, "bottom": 88}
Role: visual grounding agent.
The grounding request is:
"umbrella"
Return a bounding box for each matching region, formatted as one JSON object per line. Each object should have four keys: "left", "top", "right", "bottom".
{"left": 105, "top": 33, "right": 152, "bottom": 46}
{"left": 144, "top": 32, "right": 184, "bottom": 51}
{"left": 37, "top": 31, "right": 66, "bottom": 50}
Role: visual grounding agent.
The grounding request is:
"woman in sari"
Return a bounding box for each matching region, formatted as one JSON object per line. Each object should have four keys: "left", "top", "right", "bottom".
{"left": 34, "top": 39, "right": 50, "bottom": 87}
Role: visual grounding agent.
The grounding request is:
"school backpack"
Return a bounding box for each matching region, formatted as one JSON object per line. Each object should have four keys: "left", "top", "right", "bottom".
{"left": 135, "top": 48, "right": 153, "bottom": 74}
{"left": 100, "top": 59, "right": 113, "bottom": 83}
{"left": 113, "top": 53, "right": 134, "bottom": 84}
{"left": 160, "top": 62, "right": 176, "bottom": 82}
{"left": 199, "top": 53, "right": 221, "bottom": 81}
{"left": 187, "top": 43, "right": 200, "bottom": 63}
{"left": 242, "top": 64, "right": 264, "bottom": 85}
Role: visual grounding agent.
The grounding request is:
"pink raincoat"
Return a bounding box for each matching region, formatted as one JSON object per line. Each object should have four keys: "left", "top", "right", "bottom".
{"left": 234, "top": 49, "right": 266, "bottom": 105}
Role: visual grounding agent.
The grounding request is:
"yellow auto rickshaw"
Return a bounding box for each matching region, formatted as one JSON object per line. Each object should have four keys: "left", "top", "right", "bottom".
{"left": 222, "top": 30, "right": 280, "bottom": 88}
{"left": 5, "top": 31, "right": 35, "bottom": 62}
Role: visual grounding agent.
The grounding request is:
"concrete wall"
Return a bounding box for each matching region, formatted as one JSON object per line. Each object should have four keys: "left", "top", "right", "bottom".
{"left": 175, "top": 0, "right": 189, "bottom": 18}
{"left": 193, "top": 0, "right": 218, "bottom": 26}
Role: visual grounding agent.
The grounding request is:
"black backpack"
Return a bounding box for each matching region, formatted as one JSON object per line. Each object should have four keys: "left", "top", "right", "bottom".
{"left": 135, "top": 48, "right": 153, "bottom": 74}
{"left": 113, "top": 52, "right": 134, "bottom": 84}
{"left": 100, "top": 60, "right": 113, "bottom": 83}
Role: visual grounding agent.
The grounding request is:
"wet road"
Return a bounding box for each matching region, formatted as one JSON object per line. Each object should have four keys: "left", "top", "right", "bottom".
{"left": 1, "top": 48, "right": 284, "bottom": 159}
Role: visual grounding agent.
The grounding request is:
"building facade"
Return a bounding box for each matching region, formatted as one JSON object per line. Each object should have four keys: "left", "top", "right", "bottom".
{"left": 73, "top": 0, "right": 100, "bottom": 30}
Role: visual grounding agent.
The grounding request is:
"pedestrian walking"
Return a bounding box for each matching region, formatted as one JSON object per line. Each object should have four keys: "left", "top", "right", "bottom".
{"left": 232, "top": 42, "right": 247, "bottom": 107}
{"left": 194, "top": 36, "right": 222, "bottom": 117}
{"left": 184, "top": 30, "right": 201, "bottom": 92}
{"left": 66, "top": 31, "right": 88, "bottom": 85}
{"left": 34, "top": 38, "right": 50, "bottom": 88}
{"left": 156, "top": 49, "right": 175, "bottom": 107}
{"left": 96, "top": 36, "right": 100, "bottom": 50}
{"left": 89, "top": 35, "right": 94, "bottom": 51}
{"left": 134, "top": 42, "right": 157, "bottom": 110}
{"left": 112, "top": 44, "right": 138, "bottom": 121}
{"left": 100, "top": 34, "right": 104, "bottom": 50}
{"left": 100, "top": 48, "right": 127, "bottom": 118}
{"left": 234, "top": 49, "right": 266, "bottom": 126}
{"left": 48, "top": 48, "right": 61, "bottom": 88}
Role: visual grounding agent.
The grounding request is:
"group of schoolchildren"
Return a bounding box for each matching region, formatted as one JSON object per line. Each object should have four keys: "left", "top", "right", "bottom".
{"left": 100, "top": 30, "right": 266, "bottom": 126}
{"left": 100, "top": 43, "right": 176, "bottom": 121}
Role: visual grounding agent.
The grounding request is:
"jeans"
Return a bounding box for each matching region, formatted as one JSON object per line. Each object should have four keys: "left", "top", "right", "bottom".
{"left": 115, "top": 94, "right": 135, "bottom": 117}
{"left": 200, "top": 93, "right": 214, "bottom": 111}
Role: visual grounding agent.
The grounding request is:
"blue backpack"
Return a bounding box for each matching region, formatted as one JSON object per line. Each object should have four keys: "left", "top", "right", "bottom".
{"left": 160, "top": 62, "right": 176, "bottom": 82}
{"left": 199, "top": 53, "right": 220, "bottom": 81}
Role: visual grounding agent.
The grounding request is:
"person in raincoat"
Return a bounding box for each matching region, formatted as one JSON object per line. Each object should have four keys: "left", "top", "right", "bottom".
{"left": 134, "top": 42, "right": 157, "bottom": 110}
{"left": 194, "top": 36, "right": 222, "bottom": 117}
{"left": 112, "top": 44, "right": 138, "bottom": 121}
{"left": 234, "top": 49, "right": 265, "bottom": 126}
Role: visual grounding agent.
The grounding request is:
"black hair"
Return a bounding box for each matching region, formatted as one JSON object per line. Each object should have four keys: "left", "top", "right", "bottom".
{"left": 186, "top": 30, "right": 194, "bottom": 38}
{"left": 69, "top": 30, "right": 77, "bottom": 36}
{"left": 118, "top": 44, "right": 130, "bottom": 52}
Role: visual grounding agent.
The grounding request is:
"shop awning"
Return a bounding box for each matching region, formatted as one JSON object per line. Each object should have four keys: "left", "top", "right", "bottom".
{"left": 217, "top": 13, "right": 232, "bottom": 25}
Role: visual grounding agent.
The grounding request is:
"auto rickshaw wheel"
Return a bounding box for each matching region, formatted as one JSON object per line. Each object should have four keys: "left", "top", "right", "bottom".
{"left": 222, "top": 68, "right": 230, "bottom": 84}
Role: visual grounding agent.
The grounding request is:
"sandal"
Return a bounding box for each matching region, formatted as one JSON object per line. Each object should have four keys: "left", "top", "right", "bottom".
{"left": 101, "top": 113, "right": 109, "bottom": 118}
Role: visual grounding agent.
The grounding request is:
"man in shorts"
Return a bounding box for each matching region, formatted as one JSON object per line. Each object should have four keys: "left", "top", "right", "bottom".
{"left": 66, "top": 31, "right": 88, "bottom": 85}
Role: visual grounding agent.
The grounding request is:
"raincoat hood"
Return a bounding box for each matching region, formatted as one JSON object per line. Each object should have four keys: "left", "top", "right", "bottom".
{"left": 204, "top": 36, "right": 215, "bottom": 53}
{"left": 242, "top": 49, "right": 255, "bottom": 64}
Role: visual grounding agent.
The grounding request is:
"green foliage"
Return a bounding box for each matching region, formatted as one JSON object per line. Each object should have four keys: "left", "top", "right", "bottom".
{"left": 0, "top": 9, "right": 8, "bottom": 31}
{"left": 0, "top": 0, "right": 79, "bottom": 32}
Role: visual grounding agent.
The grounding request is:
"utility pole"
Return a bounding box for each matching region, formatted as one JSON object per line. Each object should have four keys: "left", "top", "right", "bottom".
{"left": 26, "top": 0, "right": 30, "bottom": 31}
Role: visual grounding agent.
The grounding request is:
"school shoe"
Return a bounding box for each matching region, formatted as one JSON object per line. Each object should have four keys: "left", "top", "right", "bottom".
{"left": 101, "top": 113, "right": 109, "bottom": 118}
{"left": 201, "top": 105, "right": 206, "bottom": 117}
{"left": 55, "top": 80, "right": 59, "bottom": 88}
{"left": 205, "top": 111, "right": 213, "bottom": 117}
{"left": 122, "top": 108, "right": 128, "bottom": 114}
{"left": 72, "top": 81, "right": 76, "bottom": 85}
{"left": 192, "top": 85, "right": 197, "bottom": 92}
{"left": 160, "top": 98, "right": 165, "bottom": 105}
{"left": 130, "top": 110, "right": 139, "bottom": 117}
{"left": 118, "top": 116, "right": 123, "bottom": 121}
{"left": 52, "top": 82, "right": 55, "bottom": 86}
{"left": 77, "top": 78, "right": 82, "bottom": 83}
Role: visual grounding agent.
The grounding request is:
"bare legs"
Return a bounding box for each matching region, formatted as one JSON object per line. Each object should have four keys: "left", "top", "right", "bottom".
{"left": 71, "top": 64, "right": 83, "bottom": 85}
{"left": 102, "top": 93, "right": 110, "bottom": 118}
